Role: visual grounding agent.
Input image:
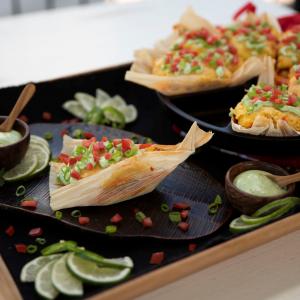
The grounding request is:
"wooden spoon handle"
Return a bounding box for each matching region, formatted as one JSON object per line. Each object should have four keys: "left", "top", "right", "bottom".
{"left": 0, "top": 83, "right": 36, "bottom": 132}
{"left": 276, "top": 172, "right": 300, "bottom": 187}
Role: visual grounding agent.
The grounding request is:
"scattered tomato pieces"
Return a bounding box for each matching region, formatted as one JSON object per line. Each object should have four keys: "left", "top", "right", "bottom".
{"left": 150, "top": 252, "right": 165, "bottom": 265}
{"left": 110, "top": 213, "right": 123, "bottom": 224}
{"left": 83, "top": 132, "right": 95, "bottom": 139}
{"left": 60, "top": 129, "right": 69, "bottom": 137}
{"left": 78, "top": 217, "right": 90, "bottom": 225}
{"left": 178, "top": 222, "right": 189, "bottom": 232}
{"left": 42, "top": 111, "right": 52, "bottom": 121}
{"left": 180, "top": 210, "right": 189, "bottom": 220}
{"left": 188, "top": 243, "right": 197, "bottom": 252}
{"left": 5, "top": 225, "right": 15, "bottom": 237}
{"left": 173, "top": 202, "right": 190, "bottom": 210}
{"left": 15, "top": 244, "right": 27, "bottom": 253}
{"left": 19, "top": 114, "right": 29, "bottom": 123}
{"left": 143, "top": 217, "right": 153, "bottom": 228}
{"left": 21, "top": 200, "right": 38, "bottom": 209}
{"left": 139, "top": 144, "right": 152, "bottom": 149}
{"left": 71, "top": 170, "right": 81, "bottom": 180}
{"left": 28, "top": 227, "right": 43, "bottom": 237}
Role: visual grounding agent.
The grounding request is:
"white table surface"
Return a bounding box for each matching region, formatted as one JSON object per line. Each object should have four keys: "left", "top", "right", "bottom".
{"left": 1, "top": 1, "right": 299, "bottom": 300}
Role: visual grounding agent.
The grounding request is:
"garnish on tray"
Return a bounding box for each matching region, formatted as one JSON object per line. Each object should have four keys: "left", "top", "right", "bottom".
{"left": 20, "top": 240, "right": 134, "bottom": 299}
{"left": 230, "top": 197, "right": 300, "bottom": 233}
{"left": 62, "top": 88, "right": 137, "bottom": 129}
{"left": 49, "top": 122, "right": 213, "bottom": 210}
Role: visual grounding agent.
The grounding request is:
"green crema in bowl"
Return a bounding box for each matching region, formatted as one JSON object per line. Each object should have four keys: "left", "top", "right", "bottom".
{"left": 233, "top": 170, "right": 287, "bottom": 197}
{"left": 0, "top": 130, "right": 22, "bottom": 147}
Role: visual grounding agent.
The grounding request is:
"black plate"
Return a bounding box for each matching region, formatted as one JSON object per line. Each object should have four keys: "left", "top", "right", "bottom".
{"left": 158, "top": 86, "right": 300, "bottom": 155}
{"left": 0, "top": 123, "right": 232, "bottom": 240}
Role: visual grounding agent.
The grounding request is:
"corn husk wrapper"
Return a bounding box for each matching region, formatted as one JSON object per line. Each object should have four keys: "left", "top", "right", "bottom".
{"left": 49, "top": 122, "right": 213, "bottom": 210}
{"left": 231, "top": 56, "right": 300, "bottom": 136}
{"left": 125, "top": 8, "right": 264, "bottom": 96}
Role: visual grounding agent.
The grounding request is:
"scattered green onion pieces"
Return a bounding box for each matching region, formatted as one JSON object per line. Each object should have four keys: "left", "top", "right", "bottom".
{"left": 135, "top": 211, "right": 146, "bottom": 223}
{"left": 161, "top": 203, "right": 170, "bottom": 213}
{"left": 43, "top": 132, "right": 53, "bottom": 141}
{"left": 72, "top": 129, "right": 84, "bottom": 139}
{"left": 27, "top": 244, "right": 38, "bottom": 254}
{"left": 208, "top": 195, "right": 222, "bottom": 215}
{"left": 71, "top": 210, "right": 81, "bottom": 218}
{"left": 35, "top": 238, "right": 46, "bottom": 245}
{"left": 214, "top": 195, "right": 222, "bottom": 205}
{"left": 55, "top": 211, "right": 63, "bottom": 220}
{"left": 105, "top": 225, "right": 117, "bottom": 234}
{"left": 16, "top": 185, "right": 26, "bottom": 197}
{"left": 168, "top": 211, "right": 181, "bottom": 223}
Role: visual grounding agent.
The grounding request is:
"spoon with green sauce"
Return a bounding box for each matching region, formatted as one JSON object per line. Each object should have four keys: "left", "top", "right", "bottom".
{"left": 0, "top": 83, "right": 36, "bottom": 133}
{"left": 266, "top": 171, "right": 300, "bottom": 188}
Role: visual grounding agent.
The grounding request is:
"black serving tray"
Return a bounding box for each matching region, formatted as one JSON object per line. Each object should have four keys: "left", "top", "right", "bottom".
{"left": 0, "top": 64, "right": 298, "bottom": 300}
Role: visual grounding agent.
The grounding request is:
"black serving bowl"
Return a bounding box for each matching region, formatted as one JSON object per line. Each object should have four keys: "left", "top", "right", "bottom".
{"left": 0, "top": 116, "right": 30, "bottom": 170}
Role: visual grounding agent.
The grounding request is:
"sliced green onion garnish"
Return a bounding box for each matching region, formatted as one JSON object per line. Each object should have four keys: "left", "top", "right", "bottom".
{"left": 135, "top": 211, "right": 146, "bottom": 223}
{"left": 55, "top": 211, "right": 63, "bottom": 220}
{"left": 161, "top": 203, "right": 169, "bottom": 213}
{"left": 16, "top": 185, "right": 26, "bottom": 197}
{"left": 27, "top": 244, "right": 38, "bottom": 254}
{"left": 168, "top": 211, "right": 181, "bottom": 223}
{"left": 43, "top": 132, "right": 53, "bottom": 141}
{"left": 214, "top": 195, "right": 222, "bottom": 205}
{"left": 208, "top": 203, "right": 219, "bottom": 215}
{"left": 35, "top": 238, "right": 46, "bottom": 245}
{"left": 105, "top": 225, "right": 117, "bottom": 234}
{"left": 71, "top": 210, "right": 81, "bottom": 218}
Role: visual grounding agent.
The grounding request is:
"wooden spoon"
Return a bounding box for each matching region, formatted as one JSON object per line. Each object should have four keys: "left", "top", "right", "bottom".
{"left": 266, "top": 172, "right": 300, "bottom": 188}
{"left": 0, "top": 83, "right": 36, "bottom": 132}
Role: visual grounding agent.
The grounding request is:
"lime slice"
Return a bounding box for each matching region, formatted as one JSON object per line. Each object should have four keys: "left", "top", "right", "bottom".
{"left": 62, "top": 100, "right": 87, "bottom": 119}
{"left": 100, "top": 95, "right": 126, "bottom": 110}
{"left": 3, "top": 153, "right": 38, "bottom": 182}
{"left": 21, "top": 254, "right": 62, "bottom": 282}
{"left": 67, "top": 253, "right": 131, "bottom": 285}
{"left": 35, "top": 260, "right": 60, "bottom": 300}
{"left": 51, "top": 254, "right": 83, "bottom": 296}
{"left": 30, "top": 140, "right": 50, "bottom": 156}
{"left": 103, "top": 106, "right": 125, "bottom": 127}
{"left": 96, "top": 89, "right": 110, "bottom": 102}
{"left": 229, "top": 217, "right": 261, "bottom": 233}
{"left": 27, "top": 144, "right": 50, "bottom": 176}
{"left": 31, "top": 135, "right": 50, "bottom": 150}
{"left": 74, "top": 92, "right": 95, "bottom": 112}
{"left": 118, "top": 105, "right": 138, "bottom": 123}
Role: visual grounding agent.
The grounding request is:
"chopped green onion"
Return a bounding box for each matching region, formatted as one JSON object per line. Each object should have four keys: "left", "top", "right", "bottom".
{"left": 27, "top": 244, "right": 38, "bottom": 254}
{"left": 16, "top": 185, "right": 26, "bottom": 197}
{"left": 43, "top": 132, "right": 53, "bottom": 141}
{"left": 55, "top": 211, "right": 63, "bottom": 220}
{"left": 72, "top": 129, "right": 84, "bottom": 139}
{"left": 35, "top": 238, "right": 46, "bottom": 245}
{"left": 135, "top": 211, "right": 146, "bottom": 223}
{"left": 168, "top": 211, "right": 181, "bottom": 223}
{"left": 105, "top": 225, "right": 117, "bottom": 234}
{"left": 208, "top": 203, "right": 219, "bottom": 215}
{"left": 214, "top": 195, "right": 222, "bottom": 205}
{"left": 71, "top": 210, "right": 81, "bottom": 218}
{"left": 161, "top": 203, "right": 170, "bottom": 213}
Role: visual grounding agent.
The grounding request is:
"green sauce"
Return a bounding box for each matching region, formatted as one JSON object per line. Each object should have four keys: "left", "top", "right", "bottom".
{"left": 233, "top": 170, "right": 287, "bottom": 197}
{"left": 0, "top": 130, "right": 22, "bottom": 147}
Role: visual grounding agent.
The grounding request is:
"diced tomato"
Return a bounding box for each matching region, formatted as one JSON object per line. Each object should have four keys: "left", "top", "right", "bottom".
{"left": 68, "top": 157, "right": 77, "bottom": 165}
{"left": 150, "top": 252, "right": 165, "bottom": 265}
{"left": 82, "top": 139, "right": 93, "bottom": 148}
{"left": 261, "top": 27, "right": 271, "bottom": 35}
{"left": 86, "top": 163, "right": 93, "bottom": 170}
{"left": 143, "top": 217, "right": 153, "bottom": 228}
{"left": 139, "top": 144, "right": 152, "bottom": 149}
{"left": 19, "top": 114, "right": 29, "bottom": 123}
{"left": 15, "top": 244, "right": 27, "bottom": 253}
{"left": 263, "top": 85, "right": 272, "bottom": 91}
{"left": 229, "top": 45, "right": 237, "bottom": 54}
{"left": 173, "top": 202, "right": 190, "bottom": 210}
{"left": 121, "top": 139, "right": 131, "bottom": 152}
{"left": 76, "top": 155, "right": 82, "bottom": 162}
{"left": 28, "top": 227, "right": 43, "bottom": 237}
{"left": 215, "top": 48, "right": 224, "bottom": 55}
{"left": 232, "top": 55, "right": 239, "bottom": 65}
{"left": 105, "top": 153, "right": 112, "bottom": 160}
{"left": 260, "top": 96, "right": 267, "bottom": 102}
{"left": 71, "top": 170, "right": 81, "bottom": 180}
{"left": 216, "top": 59, "right": 223, "bottom": 66}
{"left": 21, "top": 200, "right": 38, "bottom": 209}
{"left": 171, "top": 63, "right": 178, "bottom": 73}
{"left": 180, "top": 210, "right": 189, "bottom": 220}
{"left": 5, "top": 225, "right": 15, "bottom": 237}
{"left": 101, "top": 136, "right": 108, "bottom": 142}
{"left": 93, "top": 141, "right": 105, "bottom": 151}
{"left": 199, "top": 28, "right": 209, "bottom": 39}
{"left": 42, "top": 111, "right": 52, "bottom": 121}
{"left": 78, "top": 217, "right": 90, "bottom": 225}
{"left": 83, "top": 132, "right": 95, "bottom": 139}
{"left": 60, "top": 129, "right": 69, "bottom": 137}
{"left": 288, "top": 95, "right": 297, "bottom": 105}
{"left": 113, "top": 139, "right": 121, "bottom": 147}
{"left": 233, "top": 2, "right": 256, "bottom": 20}
{"left": 273, "top": 98, "right": 282, "bottom": 104}
{"left": 206, "top": 35, "right": 217, "bottom": 44}
{"left": 58, "top": 153, "right": 70, "bottom": 164}
{"left": 282, "top": 35, "right": 297, "bottom": 44}
{"left": 266, "top": 33, "right": 277, "bottom": 42}
{"left": 178, "top": 222, "right": 189, "bottom": 232}
{"left": 188, "top": 243, "right": 197, "bottom": 252}
{"left": 110, "top": 213, "right": 123, "bottom": 224}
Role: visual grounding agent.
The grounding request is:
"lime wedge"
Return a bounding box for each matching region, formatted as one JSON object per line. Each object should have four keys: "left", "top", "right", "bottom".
{"left": 67, "top": 253, "right": 131, "bottom": 285}
{"left": 27, "top": 144, "right": 50, "bottom": 176}
{"left": 118, "top": 105, "right": 138, "bottom": 123}
{"left": 62, "top": 100, "right": 87, "bottom": 119}
{"left": 100, "top": 95, "right": 126, "bottom": 110}
{"left": 51, "top": 254, "right": 83, "bottom": 296}
{"left": 35, "top": 260, "right": 60, "bottom": 300}
{"left": 103, "top": 106, "right": 125, "bottom": 127}
{"left": 74, "top": 92, "right": 95, "bottom": 112}
{"left": 3, "top": 153, "right": 38, "bottom": 182}
{"left": 21, "top": 254, "right": 62, "bottom": 282}
{"left": 31, "top": 135, "right": 50, "bottom": 150}
{"left": 96, "top": 89, "right": 110, "bottom": 102}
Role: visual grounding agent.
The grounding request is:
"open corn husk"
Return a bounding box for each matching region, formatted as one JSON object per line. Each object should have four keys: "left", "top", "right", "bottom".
{"left": 49, "top": 122, "right": 213, "bottom": 210}
{"left": 125, "top": 7, "right": 263, "bottom": 96}
{"left": 231, "top": 56, "right": 300, "bottom": 136}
